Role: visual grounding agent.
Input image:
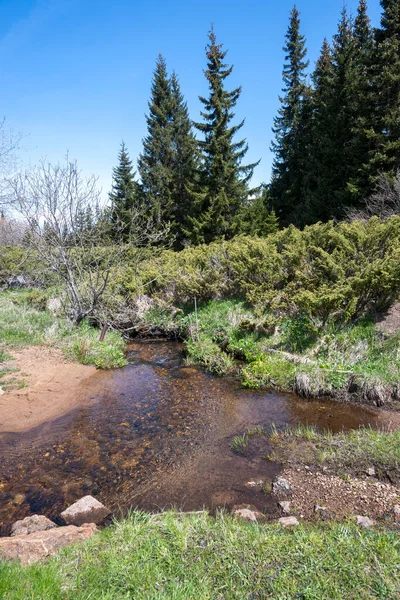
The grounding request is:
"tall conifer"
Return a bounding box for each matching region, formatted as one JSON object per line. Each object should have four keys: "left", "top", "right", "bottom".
{"left": 169, "top": 73, "right": 199, "bottom": 248}
{"left": 109, "top": 142, "right": 140, "bottom": 241}
{"left": 368, "top": 0, "right": 400, "bottom": 179}
{"left": 270, "top": 5, "right": 310, "bottom": 226}
{"left": 346, "top": 0, "right": 375, "bottom": 203}
{"left": 306, "top": 9, "right": 357, "bottom": 220}
{"left": 138, "top": 55, "right": 174, "bottom": 231}
{"left": 189, "top": 27, "right": 259, "bottom": 244}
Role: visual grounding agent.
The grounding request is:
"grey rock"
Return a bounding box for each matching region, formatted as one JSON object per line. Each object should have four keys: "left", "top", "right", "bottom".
{"left": 278, "top": 501, "right": 291, "bottom": 514}
{"left": 392, "top": 505, "right": 400, "bottom": 520}
{"left": 0, "top": 523, "right": 97, "bottom": 564}
{"left": 314, "top": 504, "right": 328, "bottom": 512}
{"left": 365, "top": 467, "right": 376, "bottom": 477}
{"left": 60, "top": 495, "right": 110, "bottom": 526}
{"left": 356, "top": 515, "right": 374, "bottom": 528}
{"left": 272, "top": 477, "right": 292, "bottom": 497}
{"left": 11, "top": 515, "right": 57, "bottom": 537}
{"left": 6, "top": 275, "right": 26, "bottom": 289}
{"left": 278, "top": 516, "right": 299, "bottom": 527}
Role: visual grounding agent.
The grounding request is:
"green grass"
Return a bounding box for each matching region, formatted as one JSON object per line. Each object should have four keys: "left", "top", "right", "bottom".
{"left": 1, "top": 511, "right": 399, "bottom": 599}
{"left": 230, "top": 433, "right": 249, "bottom": 454}
{"left": 0, "top": 290, "right": 127, "bottom": 369}
{"left": 180, "top": 299, "right": 400, "bottom": 403}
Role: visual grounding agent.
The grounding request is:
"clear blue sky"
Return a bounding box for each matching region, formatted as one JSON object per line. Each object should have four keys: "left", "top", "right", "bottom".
{"left": 0, "top": 0, "right": 383, "bottom": 199}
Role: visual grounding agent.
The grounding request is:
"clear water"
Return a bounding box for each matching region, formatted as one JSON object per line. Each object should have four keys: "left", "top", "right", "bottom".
{"left": 0, "top": 340, "right": 383, "bottom": 535}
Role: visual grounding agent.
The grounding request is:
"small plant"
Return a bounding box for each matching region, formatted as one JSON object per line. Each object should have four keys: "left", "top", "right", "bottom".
{"left": 230, "top": 434, "right": 249, "bottom": 455}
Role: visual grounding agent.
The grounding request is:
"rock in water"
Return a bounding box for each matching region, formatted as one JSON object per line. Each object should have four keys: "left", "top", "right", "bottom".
{"left": 61, "top": 495, "right": 111, "bottom": 526}
{"left": 11, "top": 515, "right": 57, "bottom": 537}
{"left": 278, "top": 516, "right": 299, "bottom": 527}
{"left": 0, "top": 524, "right": 97, "bottom": 564}
{"left": 272, "top": 477, "right": 292, "bottom": 497}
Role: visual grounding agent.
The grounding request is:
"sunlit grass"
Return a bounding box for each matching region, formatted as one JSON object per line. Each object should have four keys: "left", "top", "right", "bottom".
{"left": 0, "top": 511, "right": 399, "bottom": 599}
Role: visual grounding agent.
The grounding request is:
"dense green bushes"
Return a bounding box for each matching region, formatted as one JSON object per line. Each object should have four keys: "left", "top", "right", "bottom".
{"left": 115, "top": 217, "right": 400, "bottom": 325}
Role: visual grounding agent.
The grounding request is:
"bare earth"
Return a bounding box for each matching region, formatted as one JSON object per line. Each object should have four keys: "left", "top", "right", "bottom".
{"left": 0, "top": 347, "right": 98, "bottom": 433}
{"left": 376, "top": 301, "right": 400, "bottom": 335}
{"left": 281, "top": 466, "right": 400, "bottom": 522}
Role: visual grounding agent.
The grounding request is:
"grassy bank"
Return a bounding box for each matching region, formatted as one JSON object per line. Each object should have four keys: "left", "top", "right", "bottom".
{"left": 0, "top": 290, "right": 127, "bottom": 380}
{"left": 230, "top": 423, "right": 400, "bottom": 483}
{"left": 1, "top": 511, "right": 399, "bottom": 599}
{"left": 143, "top": 298, "right": 400, "bottom": 407}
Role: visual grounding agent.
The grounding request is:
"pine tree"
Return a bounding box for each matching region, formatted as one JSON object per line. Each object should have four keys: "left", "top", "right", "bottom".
{"left": 306, "top": 9, "right": 357, "bottom": 221}
{"left": 109, "top": 142, "right": 140, "bottom": 241}
{"left": 237, "top": 186, "right": 279, "bottom": 237}
{"left": 138, "top": 55, "right": 174, "bottom": 232}
{"left": 304, "top": 39, "right": 335, "bottom": 222}
{"left": 346, "top": 0, "right": 375, "bottom": 204}
{"left": 169, "top": 73, "right": 199, "bottom": 249}
{"left": 189, "top": 27, "right": 259, "bottom": 244}
{"left": 270, "top": 5, "right": 310, "bottom": 227}
{"left": 367, "top": 0, "right": 400, "bottom": 180}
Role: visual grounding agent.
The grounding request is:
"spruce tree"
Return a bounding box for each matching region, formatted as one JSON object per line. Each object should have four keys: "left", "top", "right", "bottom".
{"left": 109, "top": 142, "right": 140, "bottom": 241}
{"left": 368, "top": 0, "right": 400, "bottom": 180}
{"left": 190, "top": 27, "right": 259, "bottom": 244}
{"left": 169, "top": 73, "right": 199, "bottom": 249}
{"left": 306, "top": 9, "right": 357, "bottom": 221}
{"left": 270, "top": 5, "right": 310, "bottom": 227}
{"left": 138, "top": 57, "right": 199, "bottom": 247}
{"left": 238, "top": 187, "right": 279, "bottom": 237}
{"left": 304, "top": 39, "right": 335, "bottom": 222}
{"left": 346, "top": 0, "right": 375, "bottom": 204}
{"left": 138, "top": 55, "right": 174, "bottom": 232}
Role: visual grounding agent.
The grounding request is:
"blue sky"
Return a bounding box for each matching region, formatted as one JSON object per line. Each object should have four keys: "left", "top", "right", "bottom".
{"left": 0, "top": 0, "right": 383, "bottom": 199}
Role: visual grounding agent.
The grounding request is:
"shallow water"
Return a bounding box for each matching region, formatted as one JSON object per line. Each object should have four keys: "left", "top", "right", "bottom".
{"left": 0, "top": 341, "right": 384, "bottom": 534}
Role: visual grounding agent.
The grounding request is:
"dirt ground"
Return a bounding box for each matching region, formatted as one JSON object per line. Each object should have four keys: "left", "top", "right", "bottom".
{"left": 376, "top": 301, "right": 400, "bottom": 335}
{"left": 280, "top": 466, "right": 400, "bottom": 522}
{"left": 0, "top": 347, "right": 98, "bottom": 433}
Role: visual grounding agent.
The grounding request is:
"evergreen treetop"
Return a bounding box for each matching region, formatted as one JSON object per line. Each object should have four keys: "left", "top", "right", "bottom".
{"left": 109, "top": 141, "right": 140, "bottom": 241}
{"left": 189, "top": 27, "right": 259, "bottom": 244}
{"left": 137, "top": 54, "right": 174, "bottom": 229}
{"left": 270, "top": 5, "right": 310, "bottom": 225}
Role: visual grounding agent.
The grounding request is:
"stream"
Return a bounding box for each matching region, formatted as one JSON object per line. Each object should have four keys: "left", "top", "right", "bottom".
{"left": 0, "top": 340, "right": 385, "bottom": 535}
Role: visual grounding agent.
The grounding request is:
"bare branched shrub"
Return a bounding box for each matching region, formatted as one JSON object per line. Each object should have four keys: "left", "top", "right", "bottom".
{"left": 347, "top": 171, "right": 400, "bottom": 220}
{"left": 9, "top": 156, "right": 165, "bottom": 325}
{"left": 0, "top": 117, "right": 23, "bottom": 212}
{"left": 0, "top": 216, "right": 27, "bottom": 245}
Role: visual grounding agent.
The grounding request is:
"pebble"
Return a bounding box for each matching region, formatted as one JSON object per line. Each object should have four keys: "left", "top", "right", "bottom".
{"left": 356, "top": 515, "right": 374, "bottom": 528}
{"left": 278, "top": 501, "right": 291, "bottom": 514}
{"left": 278, "top": 516, "right": 299, "bottom": 527}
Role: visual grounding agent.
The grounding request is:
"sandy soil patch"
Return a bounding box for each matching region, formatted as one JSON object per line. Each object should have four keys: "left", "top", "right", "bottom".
{"left": 0, "top": 346, "right": 98, "bottom": 433}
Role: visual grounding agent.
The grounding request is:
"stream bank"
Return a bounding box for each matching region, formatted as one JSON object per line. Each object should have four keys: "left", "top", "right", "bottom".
{"left": 0, "top": 340, "right": 397, "bottom": 536}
